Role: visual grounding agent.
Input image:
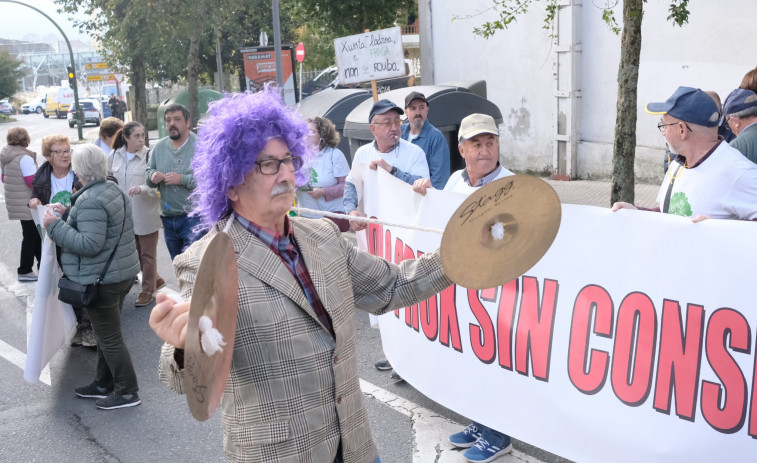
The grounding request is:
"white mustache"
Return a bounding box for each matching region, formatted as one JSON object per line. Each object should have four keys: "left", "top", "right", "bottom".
{"left": 271, "top": 182, "right": 295, "bottom": 196}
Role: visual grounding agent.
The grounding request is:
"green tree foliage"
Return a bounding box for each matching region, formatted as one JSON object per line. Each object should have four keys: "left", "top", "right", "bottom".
{"left": 0, "top": 50, "right": 24, "bottom": 100}
{"left": 458, "top": 0, "right": 690, "bottom": 204}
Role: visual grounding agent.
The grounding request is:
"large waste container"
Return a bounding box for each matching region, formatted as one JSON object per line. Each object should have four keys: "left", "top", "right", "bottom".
{"left": 157, "top": 88, "right": 223, "bottom": 138}
{"left": 342, "top": 81, "right": 502, "bottom": 171}
{"left": 297, "top": 88, "right": 371, "bottom": 158}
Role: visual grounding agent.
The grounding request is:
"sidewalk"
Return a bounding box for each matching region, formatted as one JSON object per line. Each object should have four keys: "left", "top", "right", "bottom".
{"left": 543, "top": 177, "right": 659, "bottom": 209}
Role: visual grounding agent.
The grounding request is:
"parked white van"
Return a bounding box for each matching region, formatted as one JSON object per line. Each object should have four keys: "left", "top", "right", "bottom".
{"left": 44, "top": 86, "right": 75, "bottom": 119}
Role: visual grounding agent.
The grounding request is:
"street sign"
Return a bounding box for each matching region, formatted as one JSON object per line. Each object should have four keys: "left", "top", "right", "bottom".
{"left": 87, "top": 74, "right": 114, "bottom": 82}
{"left": 295, "top": 43, "right": 305, "bottom": 63}
{"left": 85, "top": 62, "right": 108, "bottom": 70}
{"left": 86, "top": 68, "right": 112, "bottom": 76}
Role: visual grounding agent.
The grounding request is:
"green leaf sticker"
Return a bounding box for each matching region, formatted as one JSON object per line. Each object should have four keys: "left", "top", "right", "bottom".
{"left": 309, "top": 167, "right": 318, "bottom": 185}
{"left": 51, "top": 190, "right": 72, "bottom": 208}
{"left": 668, "top": 192, "right": 692, "bottom": 217}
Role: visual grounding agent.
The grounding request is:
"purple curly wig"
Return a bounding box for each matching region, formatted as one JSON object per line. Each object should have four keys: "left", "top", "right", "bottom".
{"left": 190, "top": 86, "right": 311, "bottom": 230}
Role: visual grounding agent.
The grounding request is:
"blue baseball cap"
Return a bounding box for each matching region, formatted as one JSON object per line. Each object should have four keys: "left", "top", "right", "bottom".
{"left": 646, "top": 86, "right": 720, "bottom": 127}
{"left": 369, "top": 99, "right": 403, "bottom": 123}
{"left": 723, "top": 88, "right": 757, "bottom": 116}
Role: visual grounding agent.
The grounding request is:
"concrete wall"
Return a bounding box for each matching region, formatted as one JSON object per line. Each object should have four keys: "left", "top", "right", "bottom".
{"left": 427, "top": 0, "right": 757, "bottom": 183}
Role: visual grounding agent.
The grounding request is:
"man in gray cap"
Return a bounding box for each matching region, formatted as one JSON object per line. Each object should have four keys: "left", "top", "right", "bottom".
{"left": 723, "top": 87, "right": 757, "bottom": 164}
{"left": 613, "top": 86, "right": 757, "bottom": 220}
{"left": 401, "top": 91, "right": 450, "bottom": 189}
{"left": 343, "top": 99, "right": 429, "bottom": 231}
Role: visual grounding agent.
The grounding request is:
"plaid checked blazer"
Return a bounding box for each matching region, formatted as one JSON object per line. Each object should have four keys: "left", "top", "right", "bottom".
{"left": 159, "top": 215, "right": 452, "bottom": 462}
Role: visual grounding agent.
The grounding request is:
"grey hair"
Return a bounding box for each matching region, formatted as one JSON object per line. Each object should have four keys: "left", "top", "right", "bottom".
{"left": 730, "top": 105, "right": 757, "bottom": 119}
{"left": 71, "top": 144, "right": 108, "bottom": 182}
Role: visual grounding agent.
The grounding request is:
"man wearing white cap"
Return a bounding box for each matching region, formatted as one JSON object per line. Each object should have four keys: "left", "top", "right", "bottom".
{"left": 414, "top": 113, "right": 513, "bottom": 196}
{"left": 613, "top": 86, "right": 757, "bottom": 221}
{"left": 414, "top": 113, "right": 515, "bottom": 463}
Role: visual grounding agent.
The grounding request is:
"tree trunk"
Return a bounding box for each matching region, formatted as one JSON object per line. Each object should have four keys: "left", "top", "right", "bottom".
{"left": 610, "top": 0, "right": 643, "bottom": 205}
{"left": 131, "top": 56, "right": 148, "bottom": 144}
{"left": 187, "top": 2, "right": 209, "bottom": 131}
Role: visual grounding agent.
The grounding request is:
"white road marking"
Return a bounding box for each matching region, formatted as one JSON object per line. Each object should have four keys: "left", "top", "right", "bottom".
{"left": 0, "top": 263, "right": 51, "bottom": 385}
{"left": 360, "top": 379, "right": 542, "bottom": 463}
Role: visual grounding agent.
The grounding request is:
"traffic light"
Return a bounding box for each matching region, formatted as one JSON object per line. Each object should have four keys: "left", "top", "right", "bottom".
{"left": 67, "top": 66, "right": 76, "bottom": 88}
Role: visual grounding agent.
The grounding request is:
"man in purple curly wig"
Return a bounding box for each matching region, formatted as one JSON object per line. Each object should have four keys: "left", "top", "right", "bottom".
{"left": 150, "top": 87, "right": 453, "bottom": 463}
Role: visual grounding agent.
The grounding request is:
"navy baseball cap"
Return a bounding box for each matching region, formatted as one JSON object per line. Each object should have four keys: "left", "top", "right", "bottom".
{"left": 369, "top": 99, "right": 403, "bottom": 123}
{"left": 723, "top": 88, "right": 757, "bottom": 115}
{"left": 646, "top": 86, "right": 720, "bottom": 127}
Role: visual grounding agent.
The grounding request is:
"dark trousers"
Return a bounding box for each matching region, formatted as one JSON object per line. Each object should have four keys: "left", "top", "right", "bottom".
{"left": 161, "top": 214, "right": 205, "bottom": 261}
{"left": 86, "top": 278, "right": 139, "bottom": 395}
{"left": 18, "top": 219, "right": 41, "bottom": 274}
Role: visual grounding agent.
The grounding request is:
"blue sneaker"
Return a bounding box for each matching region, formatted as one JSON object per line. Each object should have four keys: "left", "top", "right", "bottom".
{"left": 449, "top": 423, "right": 481, "bottom": 448}
{"left": 463, "top": 434, "right": 513, "bottom": 463}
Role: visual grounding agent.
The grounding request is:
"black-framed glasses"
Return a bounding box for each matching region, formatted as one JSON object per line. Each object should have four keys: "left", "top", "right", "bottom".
{"left": 372, "top": 117, "right": 403, "bottom": 128}
{"left": 255, "top": 156, "right": 303, "bottom": 175}
{"left": 657, "top": 121, "right": 693, "bottom": 133}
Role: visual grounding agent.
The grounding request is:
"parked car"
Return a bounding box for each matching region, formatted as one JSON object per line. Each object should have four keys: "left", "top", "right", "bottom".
{"left": 22, "top": 98, "right": 46, "bottom": 114}
{"left": 0, "top": 100, "right": 13, "bottom": 116}
{"left": 67, "top": 99, "right": 101, "bottom": 127}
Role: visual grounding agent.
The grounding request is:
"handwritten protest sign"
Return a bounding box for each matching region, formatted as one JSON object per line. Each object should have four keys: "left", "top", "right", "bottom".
{"left": 334, "top": 27, "right": 406, "bottom": 85}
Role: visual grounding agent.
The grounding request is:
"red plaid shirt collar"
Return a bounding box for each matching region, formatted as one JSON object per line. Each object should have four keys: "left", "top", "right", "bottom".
{"left": 232, "top": 212, "right": 335, "bottom": 337}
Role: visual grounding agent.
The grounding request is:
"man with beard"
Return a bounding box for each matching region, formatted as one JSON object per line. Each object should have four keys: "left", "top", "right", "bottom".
{"left": 150, "top": 89, "right": 452, "bottom": 462}
{"left": 401, "top": 91, "right": 450, "bottom": 189}
{"left": 613, "top": 86, "right": 757, "bottom": 221}
{"left": 146, "top": 103, "right": 203, "bottom": 259}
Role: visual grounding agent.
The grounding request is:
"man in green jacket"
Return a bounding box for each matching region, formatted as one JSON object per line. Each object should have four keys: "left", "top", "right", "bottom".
{"left": 145, "top": 104, "right": 203, "bottom": 260}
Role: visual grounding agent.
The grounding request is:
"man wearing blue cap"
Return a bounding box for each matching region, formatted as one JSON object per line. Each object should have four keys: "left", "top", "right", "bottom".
{"left": 723, "top": 88, "right": 757, "bottom": 164}
{"left": 344, "top": 99, "right": 429, "bottom": 231}
{"left": 612, "top": 86, "right": 757, "bottom": 220}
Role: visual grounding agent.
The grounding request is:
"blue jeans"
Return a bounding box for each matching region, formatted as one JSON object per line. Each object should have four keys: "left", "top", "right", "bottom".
{"left": 161, "top": 214, "right": 205, "bottom": 260}
{"left": 472, "top": 421, "right": 510, "bottom": 448}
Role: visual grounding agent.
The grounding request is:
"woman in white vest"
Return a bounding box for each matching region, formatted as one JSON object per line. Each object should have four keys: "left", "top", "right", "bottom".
{"left": 108, "top": 122, "right": 164, "bottom": 307}
{"left": 0, "top": 128, "right": 40, "bottom": 281}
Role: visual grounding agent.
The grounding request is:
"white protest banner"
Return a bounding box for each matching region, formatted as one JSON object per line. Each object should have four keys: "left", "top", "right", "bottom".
{"left": 24, "top": 236, "right": 76, "bottom": 383}
{"left": 355, "top": 166, "right": 757, "bottom": 463}
{"left": 334, "top": 27, "right": 405, "bottom": 85}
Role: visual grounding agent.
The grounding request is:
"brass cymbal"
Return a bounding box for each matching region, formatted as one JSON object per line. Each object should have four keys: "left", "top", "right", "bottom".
{"left": 184, "top": 232, "right": 239, "bottom": 422}
{"left": 440, "top": 175, "right": 562, "bottom": 289}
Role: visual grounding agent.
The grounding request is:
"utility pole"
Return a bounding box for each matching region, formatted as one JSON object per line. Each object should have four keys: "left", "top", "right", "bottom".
{"left": 2, "top": 0, "right": 84, "bottom": 140}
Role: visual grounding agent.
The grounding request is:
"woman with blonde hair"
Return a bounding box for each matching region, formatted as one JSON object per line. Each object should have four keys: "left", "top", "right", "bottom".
{"left": 29, "top": 134, "right": 91, "bottom": 346}
{"left": 109, "top": 122, "right": 164, "bottom": 306}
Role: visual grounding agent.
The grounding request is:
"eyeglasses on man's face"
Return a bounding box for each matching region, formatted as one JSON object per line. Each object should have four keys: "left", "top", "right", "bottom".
{"left": 657, "top": 121, "right": 693, "bottom": 133}
{"left": 372, "top": 117, "right": 403, "bottom": 128}
{"left": 255, "top": 156, "right": 303, "bottom": 175}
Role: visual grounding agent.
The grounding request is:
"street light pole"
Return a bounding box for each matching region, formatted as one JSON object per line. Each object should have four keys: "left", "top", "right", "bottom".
{"left": 2, "top": 0, "right": 84, "bottom": 140}
{"left": 272, "top": 0, "right": 284, "bottom": 89}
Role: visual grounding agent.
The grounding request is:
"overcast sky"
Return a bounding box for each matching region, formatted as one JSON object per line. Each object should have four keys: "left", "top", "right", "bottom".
{"left": 3, "top": 0, "right": 92, "bottom": 44}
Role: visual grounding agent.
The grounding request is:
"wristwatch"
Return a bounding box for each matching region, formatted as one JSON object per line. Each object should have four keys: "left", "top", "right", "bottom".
{"left": 390, "top": 166, "right": 397, "bottom": 175}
